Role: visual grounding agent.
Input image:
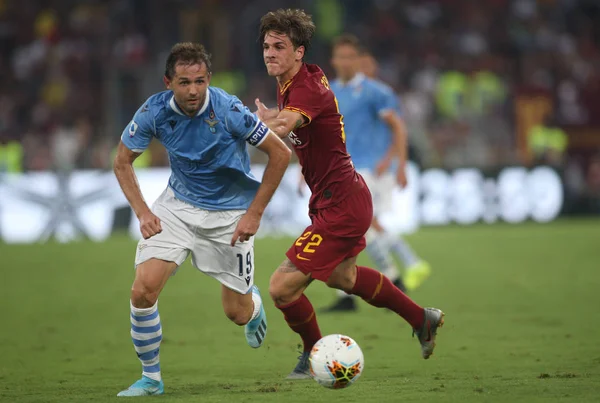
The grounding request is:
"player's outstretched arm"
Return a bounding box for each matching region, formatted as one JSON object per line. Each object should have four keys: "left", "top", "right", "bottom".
{"left": 379, "top": 110, "right": 408, "bottom": 187}
{"left": 231, "top": 132, "right": 291, "bottom": 245}
{"left": 262, "top": 109, "right": 307, "bottom": 139}
{"left": 113, "top": 141, "right": 162, "bottom": 239}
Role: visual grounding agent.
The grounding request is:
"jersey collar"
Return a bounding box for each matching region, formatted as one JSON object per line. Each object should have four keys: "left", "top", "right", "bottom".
{"left": 347, "top": 73, "right": 366, "bottom": 88}
{"left": 279, "top": 63, "right": 307, "bottom": 94}
{"left": 169, "top": 89, "right": 211, "bottom": 117}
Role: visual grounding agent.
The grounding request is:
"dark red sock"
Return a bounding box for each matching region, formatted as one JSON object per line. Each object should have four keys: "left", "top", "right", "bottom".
{"left": 350, "top": 266, "right": 425, "bottom": 329}
{"left": 277, "top": 294, "right": 323, "bottom": 352}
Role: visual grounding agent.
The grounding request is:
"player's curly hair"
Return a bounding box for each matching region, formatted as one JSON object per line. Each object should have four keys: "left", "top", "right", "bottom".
{"left": 259, "top": 9, "right": 316, "bottom": 51}
{"left": 165, "top": 42, "right": 212, "bottom": 79}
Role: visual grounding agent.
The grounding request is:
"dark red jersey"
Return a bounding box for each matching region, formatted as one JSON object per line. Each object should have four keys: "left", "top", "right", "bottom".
{"left": 277, "top": 63, "right": 363, "bottom": 209}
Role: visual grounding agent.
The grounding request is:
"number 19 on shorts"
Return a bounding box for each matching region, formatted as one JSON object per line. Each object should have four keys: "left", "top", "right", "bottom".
{"left": 237, "top": 251, "right": 253, "bottom": 277}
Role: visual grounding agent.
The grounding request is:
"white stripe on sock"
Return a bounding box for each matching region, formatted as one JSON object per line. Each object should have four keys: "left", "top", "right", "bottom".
{"left": 130, "top": 301, "right": 158, "bottom": 316}
{"left": 130, "top": 316, "right": 161, "bottom": 328}
{"left": 135, "top": 341, "right": 161, "bottom": 354}
{"left": 131, "top": 329, "right": 163, "bottom": 341}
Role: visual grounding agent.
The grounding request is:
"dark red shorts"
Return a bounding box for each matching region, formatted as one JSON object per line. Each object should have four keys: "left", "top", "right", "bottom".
{"left": 286, "top": 184, "right": 373, "bottom": 281}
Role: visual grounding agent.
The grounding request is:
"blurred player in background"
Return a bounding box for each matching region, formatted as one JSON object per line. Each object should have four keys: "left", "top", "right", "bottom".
{"left": 322, "top": 35, "right": 432, "bottom": 313}
{"left": 113, "top": 42, "right": 291, "bottom": 396}
{"left": 254, "top": 9, "right": 444, "bottom": 379}
{"left": 359, "top": 49, "right": 378, "bottom": 79}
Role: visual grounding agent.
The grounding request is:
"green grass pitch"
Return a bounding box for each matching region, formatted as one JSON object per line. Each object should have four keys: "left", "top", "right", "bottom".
{"left": 1, "top": 219, "right": 599, "bottom": 402}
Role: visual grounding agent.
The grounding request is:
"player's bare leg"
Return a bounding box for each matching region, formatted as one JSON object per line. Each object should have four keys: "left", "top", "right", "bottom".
{"left": 221, "top": 286, "right": 254, "bottom": 325}
{"left": 131, "top": 258, "right": 177, "bottom": 308}
{"left": 221, "top": 285, "right": 267, "bottom": 348}
{"left": 326, "top": 256, "right": 444, "bottom": 359}
{"left": 269, "top": 259, "right": 319, "bottom": 379}
{"left": 118, "top": 258, "right": 177, "bottom": 397}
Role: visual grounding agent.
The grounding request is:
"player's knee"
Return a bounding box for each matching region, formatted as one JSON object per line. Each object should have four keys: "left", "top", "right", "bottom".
{"left": 269, "top": 276, "right": 293, "bottom": 306}
{"left": 326, "top": 265, "right": 357, "bottom": 292}
{"left": 268, "top": 278, "right": 285, "bottom": 306}
{"left": 224, "top": 306, "right": 250, "bottom": 326}
{"left": 130, "top": 286, "right": 159, "bottom": 308}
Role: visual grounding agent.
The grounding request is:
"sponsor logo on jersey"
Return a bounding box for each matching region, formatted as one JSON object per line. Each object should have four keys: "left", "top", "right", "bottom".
{"left": 128, "top": 121, "right": 138, "bottom": 137}
{"left": 288, "top": 131, "right": 302, "bottom": 146}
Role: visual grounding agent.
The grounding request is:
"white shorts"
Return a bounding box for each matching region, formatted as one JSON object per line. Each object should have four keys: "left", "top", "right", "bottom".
{"left": 358, "top": 169, "right": 395, "bottom": 216}
{"left": 135, "top": 187, "right": 254, "bottom": 294}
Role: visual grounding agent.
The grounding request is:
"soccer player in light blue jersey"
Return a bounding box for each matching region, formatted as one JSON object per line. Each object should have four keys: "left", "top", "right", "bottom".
{"left": 322, "top": 35, "right": 431, "bottom": 313}
{"left": 113, "top": 43, "right": 291, "bottom": 396}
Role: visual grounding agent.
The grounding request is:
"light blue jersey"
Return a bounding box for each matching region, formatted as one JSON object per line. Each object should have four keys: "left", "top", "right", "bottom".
{"left": 121, "top": 87, "right": 269, "bottom": 210}
{"left": 331, "top": 73, "right": 400, "bottom": 171}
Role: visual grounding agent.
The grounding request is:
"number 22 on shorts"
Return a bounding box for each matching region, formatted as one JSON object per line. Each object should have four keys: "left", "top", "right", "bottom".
{"left": 295, "top": 231, "right": 323, "bottom": 261}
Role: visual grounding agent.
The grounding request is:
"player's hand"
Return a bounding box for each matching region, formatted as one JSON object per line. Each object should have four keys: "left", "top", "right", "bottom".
{"left": 375, "top": 158, "right": 392, "bottom": 177}
{"left": 396, "top": 166, "right": 408, "bottom": 188}
{"left": 231, "top": 211, "right": 261, "bottom": 246}
{"left": 139, "top": 210, "right": 162, "bottom": 239}
{"left": 254, "top": 98, "right": 278, "bottom": 121}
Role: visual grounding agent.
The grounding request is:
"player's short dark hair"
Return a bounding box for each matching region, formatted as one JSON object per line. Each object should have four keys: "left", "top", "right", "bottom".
{"left": 165, "top": 42, "right": 212, "bottom": 79}
{"left": 259, "top": 9, "right": 316, "bottom": 50}
{"left": 332, "top": 33, "right": 361, "bottom": 50}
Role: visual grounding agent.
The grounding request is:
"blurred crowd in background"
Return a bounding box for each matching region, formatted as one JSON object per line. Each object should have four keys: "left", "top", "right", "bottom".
{"left": 1, "top": 0, "right": 599, "bottom": 213}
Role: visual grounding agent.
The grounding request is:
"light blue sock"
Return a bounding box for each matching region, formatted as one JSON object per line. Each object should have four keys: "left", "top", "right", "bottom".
{"left": 365, "top": 237, "right": 397, "bottom": 276}
{"left": 130, "top": 301, "right": 162, "bottom": 382}
{"left": 387, "top": 234, "right": 420, "bottom": 268}
{"left": 336, "top": 236, "right": 399, "bottom": 298}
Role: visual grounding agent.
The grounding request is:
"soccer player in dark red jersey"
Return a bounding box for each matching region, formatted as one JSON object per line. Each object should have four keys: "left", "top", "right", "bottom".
{"left": 254, "top": 9, "right": 445, "bottom": 379}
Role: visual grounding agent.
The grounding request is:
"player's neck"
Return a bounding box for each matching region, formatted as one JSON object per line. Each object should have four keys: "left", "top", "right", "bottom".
{"left": 277, "top": 62, "right": 303, "bottom": 87}
{"left": 339, "top": 71, "right": 360, "bottom": 85}
{"left": 176, "top": 92, "right": 207, "bottom": 118}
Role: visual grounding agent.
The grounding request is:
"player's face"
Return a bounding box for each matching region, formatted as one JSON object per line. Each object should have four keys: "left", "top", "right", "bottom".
{"left": 263, "top": 31, "right": 304, "bottom": 79}
{"left": 164, "top": 62, "right": 211, "bottom": 116}
{"left": 331, "top": 44, "right": 360, "bottom": 81}
{"left": 360, "top": 54, "right": 378, "bottom": 79}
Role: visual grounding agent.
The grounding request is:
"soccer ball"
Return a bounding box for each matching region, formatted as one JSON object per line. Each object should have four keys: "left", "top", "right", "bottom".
{"left": 309, "top": 334, "right": 364, "bottom": 389}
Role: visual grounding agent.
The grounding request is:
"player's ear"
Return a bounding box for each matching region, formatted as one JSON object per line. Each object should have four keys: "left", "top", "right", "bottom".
{"left": 163, "top": 75, "right": 172, "bottom": 90}
{"left": 295, "top": 45, "right": 305, "bottom": 62}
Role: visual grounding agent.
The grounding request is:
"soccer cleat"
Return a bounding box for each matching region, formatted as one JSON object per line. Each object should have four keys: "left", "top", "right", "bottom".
{"left": 320, "top": 296, "right": 357, "bottom": 313}
{"left": 245, "top": 285, "right": 267, "bottom": 348}
{"left": 117, "top": 376, "right": 164, "bottom": 397}
{"left": 404, "top": 261, "right": 432, "bottom": 291}
{"left": 286, "top": 351, "right": 312, "bottom": 379}
{"left": 413, "top": 308, "right": 445, "bottom": 359}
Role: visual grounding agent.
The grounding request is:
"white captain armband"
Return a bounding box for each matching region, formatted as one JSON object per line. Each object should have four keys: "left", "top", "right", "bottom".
{"left": 245, "top": 120, "right": 269, "bottom": 147}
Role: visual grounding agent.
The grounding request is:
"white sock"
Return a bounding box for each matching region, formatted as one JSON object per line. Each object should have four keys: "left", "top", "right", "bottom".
{"left": 381, "top": 265, "right": 400, "bottom": 282}
{"left": 387, "top": 234, "right": 419, "bottom": 268}
{"left": 130, "top": 301, "right": 162, "bottom": 382}
{"left": 365, "top": 230, "right": 400, "bottom": 279}
{"left": 250, "top": 290, "right": 262, "bottom": 321}
{"left": 336, "top": 288, "right": 354, "bottom": 298}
